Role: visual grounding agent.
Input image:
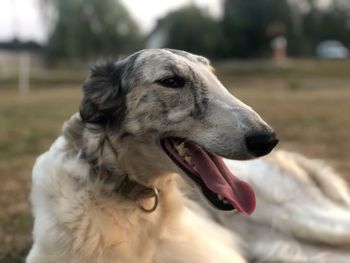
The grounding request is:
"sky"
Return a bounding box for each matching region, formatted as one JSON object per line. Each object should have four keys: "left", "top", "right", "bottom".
{"left": 0, "top": 0, "right": 222, "bottom": 43}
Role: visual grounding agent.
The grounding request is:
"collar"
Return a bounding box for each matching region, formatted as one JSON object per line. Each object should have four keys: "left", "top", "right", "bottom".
{"left": 105, "top": 135, "right": 160, "bottom": 213}
{"left": 114, "top": 175, "right": 159, "bottom": 213}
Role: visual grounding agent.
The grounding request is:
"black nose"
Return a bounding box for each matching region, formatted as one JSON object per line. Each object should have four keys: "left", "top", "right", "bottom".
{"left": 245, "top": 132, "right": 279, "bottom": 157}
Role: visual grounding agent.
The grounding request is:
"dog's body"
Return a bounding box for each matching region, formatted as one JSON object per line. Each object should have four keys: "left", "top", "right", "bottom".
{"left": 27, "top": 133, "right": 245, "bottom": 263}
{"left": 27, "top": 49, "right": 350, "bottom": 262}
{"left": 196, "top": 151, "right": 350, "bottom": 262}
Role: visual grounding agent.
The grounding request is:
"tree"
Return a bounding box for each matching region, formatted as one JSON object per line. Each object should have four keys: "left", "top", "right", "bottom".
{"left": 41, "top": 0, "right": 142, "bottom": 63}
{"left": 155, "top": 5, "right": 225, "bottom": 58}
{"left": 221, "top": 0, "right": 299, "bottom": 58}
{"left": 303, "top": 0, "right": 350, "bottom": 52}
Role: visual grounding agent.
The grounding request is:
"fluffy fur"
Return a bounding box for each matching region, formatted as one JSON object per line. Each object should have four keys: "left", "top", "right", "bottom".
{"left": 196, "top": 151, "right": 350, "bottom": 262}
{"left": 27, "top": 115, "right": 246, "bottom": 263}
{"left": 27, "top": 49, "right": 350, "bottom": 262}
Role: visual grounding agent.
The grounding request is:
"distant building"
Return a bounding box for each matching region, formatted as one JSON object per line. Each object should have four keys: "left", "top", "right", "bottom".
{"left": 0, "top": 39, "right": 43, "bottom": 76}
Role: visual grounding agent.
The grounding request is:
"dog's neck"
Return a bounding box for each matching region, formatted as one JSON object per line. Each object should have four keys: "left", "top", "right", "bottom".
{"left": 62, "top": 113, "right": 180, "bottom": 212}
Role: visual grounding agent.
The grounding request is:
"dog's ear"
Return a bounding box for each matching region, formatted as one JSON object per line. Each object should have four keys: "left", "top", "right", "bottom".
{"left": 80, "top": 61, "right": 126, "bottom": 126}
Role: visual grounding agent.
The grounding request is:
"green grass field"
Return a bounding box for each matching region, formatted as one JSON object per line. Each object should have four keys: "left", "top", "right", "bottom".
{"left": 1, "top": 59, "right": 350, "bottom": 262}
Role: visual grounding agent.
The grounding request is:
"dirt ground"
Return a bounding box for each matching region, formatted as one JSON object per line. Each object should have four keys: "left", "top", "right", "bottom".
{"left": 0, "top": 60, "right": 349, "bottom": 262}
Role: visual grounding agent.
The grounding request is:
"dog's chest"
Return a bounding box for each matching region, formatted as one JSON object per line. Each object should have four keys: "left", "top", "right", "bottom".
{"left": 62, "top": 194, "right": 243, "bottom": 263}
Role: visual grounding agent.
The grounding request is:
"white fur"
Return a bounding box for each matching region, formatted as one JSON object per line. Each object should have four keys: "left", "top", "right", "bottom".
{"left": 28, "top": 136, "right": 350, "bottom": 262}
{"left": 214, "top": 151, "right": 350, "bottom": 262}
{"left": 27, "top": 136, "right": 245, "bottom": 263}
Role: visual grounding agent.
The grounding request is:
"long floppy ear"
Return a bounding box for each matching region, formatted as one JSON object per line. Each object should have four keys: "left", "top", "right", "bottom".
{"left": 80, "top": 61, "right": 127, "bottom": 126}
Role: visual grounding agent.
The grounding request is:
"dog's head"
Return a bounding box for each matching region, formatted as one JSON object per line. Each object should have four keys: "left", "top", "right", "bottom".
{"left": 79, "top": 49, "right": 278, "bottom": 214}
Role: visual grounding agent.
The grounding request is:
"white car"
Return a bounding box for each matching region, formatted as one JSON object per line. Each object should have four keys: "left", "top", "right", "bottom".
{"left": 316, "top": 40, "right": 349, "bottom": 59}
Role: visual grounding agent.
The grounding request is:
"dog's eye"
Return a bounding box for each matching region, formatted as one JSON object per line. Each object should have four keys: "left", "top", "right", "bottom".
{"left": 156, "top": 76, "right": 185, "bottom": 88}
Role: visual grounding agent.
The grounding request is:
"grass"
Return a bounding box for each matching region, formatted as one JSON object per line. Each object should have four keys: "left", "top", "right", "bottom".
{"left": 0, "top": 88, "right": 80, "bottom": 262}
{"left": 1, "top": 59, "right": 350, "bottom": 262}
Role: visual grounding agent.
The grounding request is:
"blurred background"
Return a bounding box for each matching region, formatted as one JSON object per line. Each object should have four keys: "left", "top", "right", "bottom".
{"left": 0, "top": 0, "right": 350, "bottom": 261}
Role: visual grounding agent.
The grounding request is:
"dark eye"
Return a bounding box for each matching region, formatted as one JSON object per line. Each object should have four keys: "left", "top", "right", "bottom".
{"left": 156, "top": 76, "right": 185, "bottom": 88}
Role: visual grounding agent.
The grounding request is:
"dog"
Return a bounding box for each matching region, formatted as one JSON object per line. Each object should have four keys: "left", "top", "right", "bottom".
{"left": 27, "top": 49, "right": 350, "bottom": 262}
{"left": 27, "top": 48, "right": 277, "bottom": 262}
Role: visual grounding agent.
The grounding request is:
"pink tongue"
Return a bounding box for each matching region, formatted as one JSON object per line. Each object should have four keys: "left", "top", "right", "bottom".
{"left": 187, "top": 143, "right": 256, "bottom": 215}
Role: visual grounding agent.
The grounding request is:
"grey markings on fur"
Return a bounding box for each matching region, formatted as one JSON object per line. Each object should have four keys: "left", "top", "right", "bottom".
{"left": 73, "top": 48, "right": 273, "bottom": 184}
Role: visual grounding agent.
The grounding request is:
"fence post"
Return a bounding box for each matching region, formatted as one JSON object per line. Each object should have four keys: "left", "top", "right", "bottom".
{"left": 19, "top": 51, "right": 30, "bottom": 94}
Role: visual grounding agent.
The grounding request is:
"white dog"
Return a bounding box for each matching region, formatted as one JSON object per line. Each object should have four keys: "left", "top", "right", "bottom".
{"left": 27, "top": 49, "right": 350, "bottom": 263}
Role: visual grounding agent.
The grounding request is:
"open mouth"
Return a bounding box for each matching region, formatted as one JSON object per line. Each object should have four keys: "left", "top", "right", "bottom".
{"left": 161, "top": 138, "right": 256, "bottom": 215}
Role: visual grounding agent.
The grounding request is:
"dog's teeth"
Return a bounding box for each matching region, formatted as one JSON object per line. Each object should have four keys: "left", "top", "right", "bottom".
{"left": 217, "top": 194, "right": 223, "bottom": 200}
{"left": 184, "top": 156, "right": 192, "bottom": 164}
{"left": 176, "top": 142, "right": 186, "bottom": 156}
{"left": 222, "top": 198, "right": 229, "bottom": 204}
